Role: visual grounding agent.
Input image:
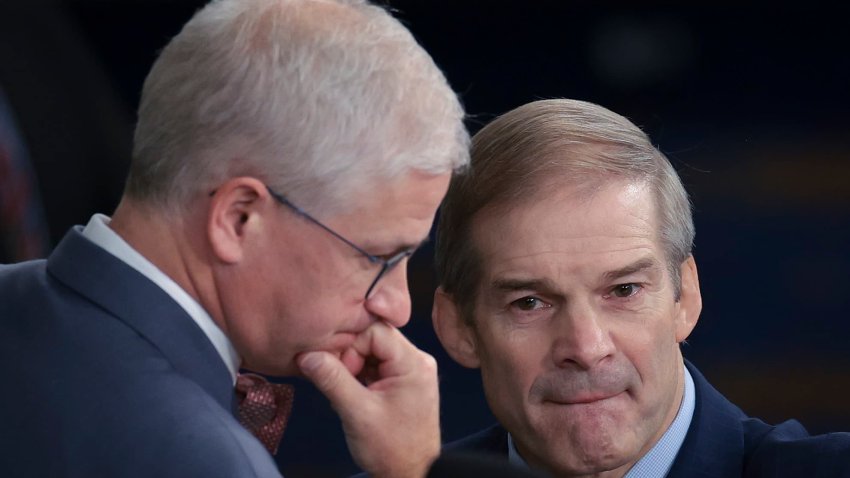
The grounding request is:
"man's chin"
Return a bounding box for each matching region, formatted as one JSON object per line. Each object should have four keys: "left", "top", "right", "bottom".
{"left": 523, "top": 419, "right": 635, "bottom": 476}
{"left": 536, "top": 445, "right": 633, "bottom": 478}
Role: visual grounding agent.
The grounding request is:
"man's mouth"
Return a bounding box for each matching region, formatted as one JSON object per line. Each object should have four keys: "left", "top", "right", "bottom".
{"left": 545, "top": 390, "right": 625, "bottom": 405}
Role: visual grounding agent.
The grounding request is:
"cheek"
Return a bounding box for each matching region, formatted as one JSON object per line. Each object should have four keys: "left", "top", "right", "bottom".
{"left": 615, "top": 307, "right": 682, "bottom": 404}
{"left": 275, "top": 293, "right": 341, "bottom": 335}
{"left": 218, "top": 261, "right": 273, "bottom": 323}
{"left": 476, "top": 327, "right": 548, "bottom": 410}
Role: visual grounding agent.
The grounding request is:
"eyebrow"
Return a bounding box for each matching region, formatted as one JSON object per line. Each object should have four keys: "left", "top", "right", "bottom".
{"left": 490, "top": 277, "right": 558, "bottom": 293}
{"left": 602, "top": 256, "right": 661, "bottom": 282}
{"left": 488, "top": 257, "right": 662, "bottom": 293}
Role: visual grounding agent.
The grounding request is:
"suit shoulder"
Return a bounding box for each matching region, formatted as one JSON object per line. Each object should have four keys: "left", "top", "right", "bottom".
{"left": 0, "top": 258, "right": 48, "bottom": 296}
{"left": 2, "top": 364, "right": 279, "bottom": 477}
{"left": 109, "top": 376, "right": 282, "bottom": 477}
{"left": 141, "top": 385, "right": 282, "bottom": 478}
{"left": 745, "top": 421, "right": 850, "bottom": 477}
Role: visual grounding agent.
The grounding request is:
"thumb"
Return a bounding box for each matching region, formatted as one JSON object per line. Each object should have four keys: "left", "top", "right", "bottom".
{"left": 297, "top": 351, "right": 365, "bottom": 411}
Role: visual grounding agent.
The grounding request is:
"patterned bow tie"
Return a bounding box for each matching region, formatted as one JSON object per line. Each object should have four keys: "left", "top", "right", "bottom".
{"left": 235, "top": 373, "right": 295, "bottom": 455}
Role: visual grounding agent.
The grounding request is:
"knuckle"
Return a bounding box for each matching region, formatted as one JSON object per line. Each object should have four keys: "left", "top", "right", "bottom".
{"left": 412, "top": 351, "right": 439, "bottom": 386}
{"left": 420, "top": 353, "right": 438, "bottom": 373}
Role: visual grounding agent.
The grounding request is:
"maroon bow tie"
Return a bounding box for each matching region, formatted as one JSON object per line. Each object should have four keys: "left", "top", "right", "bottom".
{"left": 235, "top": 373, "right": 294, "bottom": 455}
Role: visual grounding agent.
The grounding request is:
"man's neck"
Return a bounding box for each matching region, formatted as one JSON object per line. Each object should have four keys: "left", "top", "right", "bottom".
{"left": 109, "top": 198, "right": 227, "bottom": 334}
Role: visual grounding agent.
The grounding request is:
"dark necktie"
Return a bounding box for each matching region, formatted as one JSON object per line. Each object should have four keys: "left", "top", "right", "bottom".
{"left": 235, "top": 373, "right": 294, "bottom": 455}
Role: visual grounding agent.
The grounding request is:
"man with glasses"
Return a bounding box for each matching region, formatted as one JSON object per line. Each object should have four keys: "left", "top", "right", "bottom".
{"left": 263, "top": 186, "right": 416, "bottom": 300}
{"left": 0, "top": 0, "right": 468, "bottom": 477}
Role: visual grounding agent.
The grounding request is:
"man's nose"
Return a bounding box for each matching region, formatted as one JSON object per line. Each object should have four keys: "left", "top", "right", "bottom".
{"left": 551, "top": 299, "right": 616, "bottom": 370}
{"left": 364, "top": 261, "right": 412, "bottom": 328}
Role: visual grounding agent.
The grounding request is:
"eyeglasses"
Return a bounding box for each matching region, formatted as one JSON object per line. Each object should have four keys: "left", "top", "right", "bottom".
{"left": 266, "top": 185, "right": 414, "bottom": 299}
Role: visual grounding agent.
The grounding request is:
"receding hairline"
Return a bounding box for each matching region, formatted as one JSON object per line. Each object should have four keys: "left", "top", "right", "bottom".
{"left": 466, "top": 143, "right": 654, "bottom": 220}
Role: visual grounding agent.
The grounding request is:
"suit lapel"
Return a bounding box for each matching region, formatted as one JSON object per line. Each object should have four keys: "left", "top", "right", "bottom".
{"left": 47, "top": 227, "right": 234, "bottom": 412}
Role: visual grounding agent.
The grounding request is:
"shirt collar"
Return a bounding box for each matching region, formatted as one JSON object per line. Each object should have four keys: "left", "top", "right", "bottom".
{"left": 508, "top": 362, "right": 696, "bottom": 476}
{"left": 81, "top": 213, "right": 241, "bottom": 383}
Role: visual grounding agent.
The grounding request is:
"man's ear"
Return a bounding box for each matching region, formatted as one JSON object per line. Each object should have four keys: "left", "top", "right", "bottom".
{"left": 432, "top": 288, "right": 481, "bottom": 368}
{"left": 207, "top": 177, "right": 269, "bottom": 264}
{"left": 675, "top": 255, "right": 702, "bottom": 342}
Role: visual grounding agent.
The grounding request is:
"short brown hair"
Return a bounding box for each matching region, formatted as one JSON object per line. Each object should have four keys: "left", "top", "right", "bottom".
{"left": 435, "top": 99, "right": 694, "bottom": 321}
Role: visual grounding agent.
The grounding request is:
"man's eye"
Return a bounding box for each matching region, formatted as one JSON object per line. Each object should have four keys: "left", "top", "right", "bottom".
{"left": 611, "top": 283, "right": 641, "bottom": 298}
{"left": 511, "top": 297, "right": 548, "bottom": 311}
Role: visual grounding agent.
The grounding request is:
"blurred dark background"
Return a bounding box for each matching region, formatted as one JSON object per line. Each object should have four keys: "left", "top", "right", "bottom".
{"left": 1, "top": 1, "right": 848, "bottom": 476}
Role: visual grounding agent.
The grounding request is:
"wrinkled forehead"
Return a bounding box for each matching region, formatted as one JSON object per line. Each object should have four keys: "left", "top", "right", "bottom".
{"left": 473, "top": 169, "right": 656, "bottom": 225}
{"left": 469, "top": 176, "right": 664, "bottom": 275}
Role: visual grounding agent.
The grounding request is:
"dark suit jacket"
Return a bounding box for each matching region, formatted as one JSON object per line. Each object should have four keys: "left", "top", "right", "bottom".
{"left": 444, "top": 361, "right": 850, "bottom": 477}
{"left": 0, "top": 228, "right": 281, "bottom": 477}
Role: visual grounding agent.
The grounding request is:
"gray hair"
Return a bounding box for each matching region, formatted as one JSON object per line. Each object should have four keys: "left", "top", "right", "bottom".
{"left": 127, "top": 0, "right": 469, "bottom": 216}
{"left": 435, "top": 99, "right": 694, "bottom": 321}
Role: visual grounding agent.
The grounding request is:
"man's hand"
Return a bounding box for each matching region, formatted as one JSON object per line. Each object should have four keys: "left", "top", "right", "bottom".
{"left": 297, "top": 322, "right": 440, "bottom": 478}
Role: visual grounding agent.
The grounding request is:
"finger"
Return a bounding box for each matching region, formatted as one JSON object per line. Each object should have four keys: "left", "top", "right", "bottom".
{"left": 350, "top": 321, "right": 418, "bottom": 378}
{"left": 297, "top": 351, "right": 366, "bottom": 412}
{"left": 339, "top": 346, "right": 366, "bottom": 377}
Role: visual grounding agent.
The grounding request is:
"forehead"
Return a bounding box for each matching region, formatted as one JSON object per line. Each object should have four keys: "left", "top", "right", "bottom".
{"left": 324, "top": 171, "right": 451, "bottom": 247}
{"left": 471, "top": 178, "right": 663, "bottom": 280}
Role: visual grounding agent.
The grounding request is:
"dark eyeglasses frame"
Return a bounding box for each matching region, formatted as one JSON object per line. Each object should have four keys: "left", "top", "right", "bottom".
{"left": 265, "top": 186, "right": 413, "bottom": 299}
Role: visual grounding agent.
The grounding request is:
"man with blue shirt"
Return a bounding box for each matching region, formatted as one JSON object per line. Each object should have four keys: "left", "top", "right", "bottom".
{"left": 431, "top": 98, "right": 850, "bottom": 477}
